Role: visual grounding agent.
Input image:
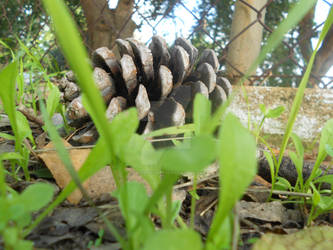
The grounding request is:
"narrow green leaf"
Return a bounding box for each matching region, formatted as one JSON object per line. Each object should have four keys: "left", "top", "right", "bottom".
{"left": 0, "top": 132, "right": 15, "bottom": 141}
{"left": 310, "top": 183, "right": 321, "bottom": 207}
{"left": 46, "top": 82, "right": 61, "bottom": 117}
{"left": 0, "top": 152, "right": 24, "bottom": 161}
{"left": 259, "top": 104, "right": 266, "bottom": 115}
{"left": 290, "top": 133, "right": 304, "bottom": 158}
{"left": 313, "top": 175, "right": 333, "bottom": 185}
{"left": 205, "top": 213, "right": 233, "bottom": 250}
{"left": 0, "top": 161, "right": 6, "bottom": 197}
{"left": 243, "top": 0, "right": 317, "bottom": 82}
{"left": 306, "top": 119, "right": 333, "bottom": 187}
{"left": 19, "top": 183, "right": 54, "bottom": 212}
{"left": 161, "top": 135, "right": 216, "bottom": 174}
{"left": 317, "top": 196, "right": 333, "bottom": 211}
{"left": 278, "top": 6, "right": 333, "bottom": 187}
{"left": 108, "top": 108, "right": 139, "bottom": 158}
{"left": 143, "top": 229, "right": 202, "bottom": 250}
{"left": 266, "top": 106, "right": 285, "bottom": 119}
{"left": 16, "top": 111, "right": 34, "bottom": 145}
{"left": 275, "top": 177, "right": 292, "bottom": 191}
{"left": 41, "top": 0, "right": 113, "bottom": 149}
{"left": 193, "top": 94, "right": 211, "bottom": 135}
{"left": 289, "top": 150, "right": 303, "bottom": 190}
{"left": 143, "top": 124, "right": 195, "bottom": 138}
{"left": 0, "top": 39, "right": 15, "bottom": 59}
{"left": 0, "top": 62, "right": 18, "bottom": 141}
{"left": 263, "top": 151, "right": 275, "bottom": 183}
{"left": 207, "top": 113, "right": 256, "bottom": 244}
{"left": 113, "top": 181, "right": 150, "bottom": 231}
{"left": 326, "top": 144, "right": 333, "bottom": 157}
{"left": 124, "top": 134, "right": 161, "bottom": 190}
{"left": 317, "top": 119, "right": 333, "bottom": 162}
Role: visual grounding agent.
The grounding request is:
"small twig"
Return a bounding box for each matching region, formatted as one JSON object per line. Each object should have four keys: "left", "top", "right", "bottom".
{"left": 271, "top": 189, "right": 313, "bottom": 198}
{"left": 173, "top": 173, "right": 219, "bottom": 189}
{"left": 247, "top": 188, "right": 313, "bottom": 198}
{"left": 17, "top": 107, "right": 44, "bottom": 127}
{"left": 240, "top": 217, "right": 262, "bottom": 234}
{"left": 199, "top": 198, "right": 217, "bottom": 217}
{"left": 32, "top": 136, "right": 193, "bottom": 153}
{"left": 33, "top": 145, "right": 95, "bottom": 153}
{"left": 148, "top": 136, "right": 192, "bottom": 142}
{"left": 23, "top": 138, "right": 39, "bottom": 160}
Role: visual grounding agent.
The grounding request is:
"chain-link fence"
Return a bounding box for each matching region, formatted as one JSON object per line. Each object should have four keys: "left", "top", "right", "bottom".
{"left": 0, "top": 0, "right": 332, "bottom": 88}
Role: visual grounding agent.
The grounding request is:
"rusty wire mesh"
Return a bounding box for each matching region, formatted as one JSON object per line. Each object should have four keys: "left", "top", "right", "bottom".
{"left": 0, "top": 0, "right": 332, "bottom": 88}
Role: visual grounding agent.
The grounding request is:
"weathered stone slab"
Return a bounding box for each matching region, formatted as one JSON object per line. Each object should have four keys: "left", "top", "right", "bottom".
{"left": 228, "top": 86, "right": 333, "bottom": 144}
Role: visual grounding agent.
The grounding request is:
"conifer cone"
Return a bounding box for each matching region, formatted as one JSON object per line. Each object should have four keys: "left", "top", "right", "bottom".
{"left": 57, "top": 36, "right": 232, "bottom": 144}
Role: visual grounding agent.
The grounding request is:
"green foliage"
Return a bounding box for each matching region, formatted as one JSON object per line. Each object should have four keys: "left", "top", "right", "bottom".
{"left": 0, "top": 160, "right": 54, "bottom": 250}
{"left": 256, "top": 5, "right": 333, "bottom": 225}
{"left": 87, "top": 229, "right": 104, "bottom": 248}
{"left": 161, "top": 135, "right": 216, "bottom": 174}
{"left": 143, "top": 229, "right": 203, "bottom": 250}
{"left": 289, "top": 133, "right": 304, "bottom": 191}
{"left": 207, "top": 113, "right": 257, "bottom": 248}
{"left": 256, "top": 104, "right": 285, "bottom": 138}
{"left": 193, "top": 93, "right": 212, "bottom": 135}
{"left": 266, "top": 0, "right": 326, "bottom": 195}
{"left": 0, "top": 1, "right": 327, "bottom": 249}
{"left": 305, "top": 119, "right": 333, "bottom": 224}
{"left": 0, "top": 0, "right": 84, "bottom": 71}
{"left": 0, "top": 62, "right": 33, "bottom": 180}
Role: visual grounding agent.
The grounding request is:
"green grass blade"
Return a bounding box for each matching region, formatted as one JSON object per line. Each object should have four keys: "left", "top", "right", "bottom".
{"left": 38, "top": 91, "right": 88, "bottom": 201}
{"left": 207, "top": 114, "right": 256, "bottom": 247}
{"left": 0, "top": 39, "right": 15, "bottom": 60}
{"left": 143, "top": 124, "right": 195, "bottom": 138}
{"left": 239, "top": 0, "right": 317, "bottom": 84}
{"left": 41, "top": 0, "right": 114, "bottom": 154}
{"left": 277, "top": 6, "right": 333, "bottom": 181}
{"left": 0, "top": 62, "right": 18, "bottom": 143}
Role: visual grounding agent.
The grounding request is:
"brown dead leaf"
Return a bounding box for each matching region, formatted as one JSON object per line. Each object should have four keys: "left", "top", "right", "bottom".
{"left": 38, "top": 139, "right": 151, "bottom": 204}
{"left": 253, "top": 226, "right": 333, "bottom": 250}
{"left": 38, "top": 139, "right": 111, "bottom": 204}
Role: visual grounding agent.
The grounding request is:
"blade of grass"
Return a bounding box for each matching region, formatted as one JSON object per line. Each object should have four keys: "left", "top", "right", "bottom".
{"left": 236, "top": 0, "right": 316, "bottom": 155}
{"left": 238, "top": 0, "right": 317, "bottom": 86}
{"left": 38, "top": 90, "right": 90, "bottom": 204}
{"left": 40, "top": 4, "right": 132, "bottom": 227}
{"left": 41, "top": 0, "right": 114, "bottom": 155}
{"left": 0, "top": 161, "right": 5, "bottom": 197}
{"left": 143, "top": 124, "right": 195, "bottom": 138}
{"left": 276, "top": 5, "right": 333, "bottom": 186}
{"left": 0, "top": 39, "right": 15, "bottom": 60}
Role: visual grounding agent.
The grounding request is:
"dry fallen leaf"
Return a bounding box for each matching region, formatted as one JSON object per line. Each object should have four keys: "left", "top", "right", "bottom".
{"left": 253, "top": 226, "right": 333, "bottom": 250}
{"left": 38, "top": 139, "right": 150, "bottom": 204}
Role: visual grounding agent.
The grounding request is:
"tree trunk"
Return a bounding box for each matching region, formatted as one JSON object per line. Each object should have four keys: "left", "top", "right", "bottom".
{"left": 298, "top": 8, "right": 315, "bottom": 63}
{"left": 298, "top": 9, "right": 333, "bottom": 88}
{"left": 226, "top": 0, "right": 267, "bottom": 85}
{"left": 80, "top": 0, "right": 136, "bottom": 52}
{"left": 309, "top": 26, "right": 333, "bottom": 87}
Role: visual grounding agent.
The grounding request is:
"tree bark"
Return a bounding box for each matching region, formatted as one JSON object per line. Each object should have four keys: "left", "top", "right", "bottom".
{"left": 80, "top": 0, "right": 136, "bottom": 52}
{"left": 226, "top": 0, "right": 267, "bottom": 85}
{"left": 298, "top": 9, "right": 333, "bottom": 88}
{"left": 309, "top": 25, "right": 333, "bottom": 87}
{"left": 298, "top": 8, "right": 315, "bottom": 63}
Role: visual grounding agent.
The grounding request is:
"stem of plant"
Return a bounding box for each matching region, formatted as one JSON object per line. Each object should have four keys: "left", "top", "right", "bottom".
{"left": 190, "top": 175, "right": 198, "bottom": 229}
